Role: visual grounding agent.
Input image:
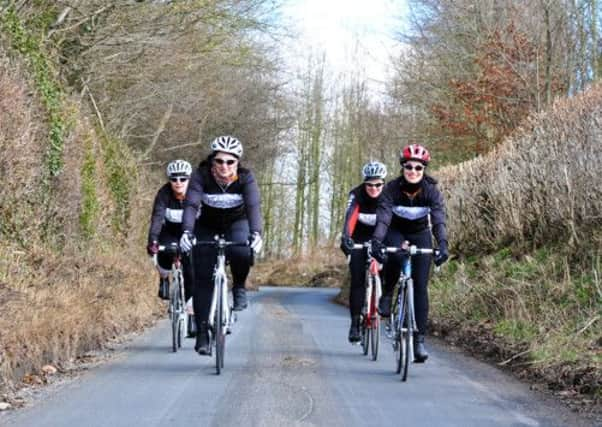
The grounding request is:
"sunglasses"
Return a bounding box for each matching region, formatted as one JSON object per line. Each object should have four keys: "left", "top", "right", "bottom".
{"left": 365, "top": 182, "right": 384, "bottom": 188}
{"left": 214, "top": 158, "right": 237, "bottom": 165}
{"left": 403, "top": 164, "right": 424, "bottom": 172}
{"left": 170, "top": 177, "right": 189, "bottom": 183}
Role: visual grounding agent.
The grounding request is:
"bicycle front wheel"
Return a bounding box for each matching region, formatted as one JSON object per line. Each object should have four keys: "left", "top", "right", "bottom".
{"left": 360, "top": 317, "right": 369, "bottom": 355}
{"left": 215, "top": 283, "right": 224, "bottom": 374}
{"left": 170, "top": 280, "right": 179, "bottom": 353}
{"left": 394, "top": 319, "right": 402, "bottom": 374}
{"left": 400, "top": 288, "right": 411, "bottom": 382}
{"left": 370, "top": 314, "right": 380, "bottom": 361}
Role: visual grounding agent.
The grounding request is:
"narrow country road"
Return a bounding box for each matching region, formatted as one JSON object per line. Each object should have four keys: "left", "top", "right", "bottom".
{"left": 1, "top": 287, "right": 592, "bottom": 427}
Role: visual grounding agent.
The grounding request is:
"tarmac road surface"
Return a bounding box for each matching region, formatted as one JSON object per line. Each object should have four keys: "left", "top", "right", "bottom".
{"left": 2, "top": 287, "right": 594, "bottom": 427}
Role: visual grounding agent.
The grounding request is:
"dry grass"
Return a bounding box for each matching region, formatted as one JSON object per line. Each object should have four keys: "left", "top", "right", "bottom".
{"left": 253, "top": 247, "right": 347, "bottom": 288}
{"left": 0, "top": 243, "right": 160, "bottom": 393}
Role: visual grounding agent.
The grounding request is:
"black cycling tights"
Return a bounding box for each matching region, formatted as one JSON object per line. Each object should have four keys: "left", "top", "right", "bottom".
{"left": 348, "top": 249, "right": 367, "bottom": 318}
{"left": 191, "top": 219, "right": 252, "bottom": 322}
{"left": 383, "top": 228, "right": 433, "bottom": 335}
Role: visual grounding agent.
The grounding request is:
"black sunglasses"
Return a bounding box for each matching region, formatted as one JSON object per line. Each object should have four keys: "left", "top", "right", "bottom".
{"left": 403, "top": 164, "right": 424, "bottom": 172}
{"left": 170, "top": 177, "right": 189, "bottom": 183}
{"left": 214, "top": 158, "right": 237, "bottom": 165}
{"left": 365, "top": 182, "right": 384, "bottom": 188}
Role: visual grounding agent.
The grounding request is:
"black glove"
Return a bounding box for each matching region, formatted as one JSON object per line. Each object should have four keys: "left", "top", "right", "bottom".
{"left": 368, "top": 238, "right": 387, "bottom": 264}
{"left": 340, "top": 236, "right": 354, "bottom": 256}
{"left": 147, "top": 241, "right": 159, "bottom": 256}
{"left": 434, "top": 241, "right": 449, "bottom": 266}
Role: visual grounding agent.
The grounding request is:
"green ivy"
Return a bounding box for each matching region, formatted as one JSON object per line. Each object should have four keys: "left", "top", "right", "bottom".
{"left": 101, "top": 133, "right": 135, "bottom": 236}
{"left": 1, "top": 7, "right": 66, "bottom": 177}
{"left": 80, "top": 135, "right": 99, "bottom": 240}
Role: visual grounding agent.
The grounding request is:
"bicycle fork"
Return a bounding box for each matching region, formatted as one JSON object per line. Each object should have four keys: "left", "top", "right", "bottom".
{"left": 208, "top": 256, "right": 231, "bottom": 333}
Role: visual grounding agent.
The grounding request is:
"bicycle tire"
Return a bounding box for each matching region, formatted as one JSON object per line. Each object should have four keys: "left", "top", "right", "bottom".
{"left": 170, "top": 277, "right": 178, "bottom": 353}
{"left": 370, "top": 314, "right": 379, "bottom": 361}
{"left": 361, "top": 317, "right": 369, "bottom": 355}
{"left": 401, "top": 287, "right": 411, "bottom": 382}
{"left": 394, "top": 285, "right": 405, "bottom": 374}
{"left": 177, "top": 275, "right": 185, "bottom": 349}
{"left": 369, "top": 276, "right": 379, "bottom": 360}
{"left": 215, "top": 279, "right": 224, "bottom": 374}
{"left": 171, "top": 317, "right": 178, "bottom": 352}
{"left": 394, "top": 303, "right": 402, "bottom": 374}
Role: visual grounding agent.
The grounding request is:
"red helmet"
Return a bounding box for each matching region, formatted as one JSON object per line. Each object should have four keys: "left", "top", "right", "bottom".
{"left": 400, "top": 144, "right": 431, "bottom": 165}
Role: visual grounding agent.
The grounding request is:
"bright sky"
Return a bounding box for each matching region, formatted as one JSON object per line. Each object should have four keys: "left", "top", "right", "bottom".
{"left": 281, "top": 0, "right": 407, "bottom": 90}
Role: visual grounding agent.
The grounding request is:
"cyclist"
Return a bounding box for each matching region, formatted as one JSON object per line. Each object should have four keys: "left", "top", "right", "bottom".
{"left": 369, "top": 144, "right": 449, "bottom": 362}
{"left": 180, "top": 135, "right": 263, "bottom": 355}
{"left": 147, "top": 160, "right": 194, "bottom": 310}
{"left": 340, "top": 161, "right": 387, "bottom": 344}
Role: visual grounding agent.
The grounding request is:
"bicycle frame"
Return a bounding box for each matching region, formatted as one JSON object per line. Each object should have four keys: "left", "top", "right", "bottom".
{"left": 386, "top": 245, "right": 437, "bottom": 381}
{"left": 153, "top": 243, "right": 187, "bottom": 352}
{"left": 195, "top": 236, "right": 249, "bottom": 374}
{"left": 394, "top": 256, "right": 417, "bottom": 361}
{"left": 364, "top": 259, "right": 382, "bottom": 326}
{"left": 351, "top": 242, "right": 383, "bottom": 360}
{"left": 208, "top": 241, "right": 230, "bottom": 333}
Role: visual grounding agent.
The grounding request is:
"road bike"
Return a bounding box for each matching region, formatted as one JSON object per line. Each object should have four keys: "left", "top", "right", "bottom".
{"left": 195, "top": 236, "right": 248, "bottom": 375}
{"left": 352, "top": 242, "right": 382, "bottom": 361}
{"left": 385, "top": 245, "right": 438, "bottom": 382}
{"left": 153, "top": 243, "right": 188, "bottom": 353}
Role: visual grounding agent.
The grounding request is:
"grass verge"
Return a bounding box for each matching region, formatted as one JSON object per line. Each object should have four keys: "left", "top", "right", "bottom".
{"left": 429, "top": 244, "right": 601, "bottom": 414}
{"left": 0, "top": 243, "right": 160, "bottom": 396}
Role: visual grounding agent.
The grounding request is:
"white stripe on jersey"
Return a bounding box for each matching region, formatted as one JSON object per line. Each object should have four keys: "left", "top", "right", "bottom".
{"left": 202, "top": 193, "right": 244, "bottom": 209}
{"left": 392, "top": 206, "right": 430, "bottom": 220}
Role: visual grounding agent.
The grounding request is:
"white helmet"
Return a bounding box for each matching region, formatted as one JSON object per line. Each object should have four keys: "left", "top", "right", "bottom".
{"left": 210, "top": 135, "right": 243, "bottom": 158}
{"left": 166, "top": 159, "right": 192, "bottom": 178}
{"left": 362, "top": 161, "right": 387, "bottom": 180}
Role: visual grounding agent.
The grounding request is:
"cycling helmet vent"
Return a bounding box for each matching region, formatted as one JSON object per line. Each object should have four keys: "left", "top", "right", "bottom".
{"left": 362, "top": 161, "right": 387, "bottom": 180}
{"left": 210, "top": 135, "right": 243, "bottom": 158}
{"left": 400, "top": 144, "right": 431, "bottom": 165}
{"left": 166, "top": 159, "right": 192, "bottom": 177}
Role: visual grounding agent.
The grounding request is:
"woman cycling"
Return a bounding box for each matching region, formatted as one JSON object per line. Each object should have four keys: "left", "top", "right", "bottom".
{"left": 180, "top": 135, "right": 263, "bottom": 355}
{"left": 147, "top": 160, "right": 193, "bottom": 307}
{"left": 370, "top": 144, "right": 449, "bottom": 362}
{"left": 340, "top": 162, "right": 387, "bottom": 343}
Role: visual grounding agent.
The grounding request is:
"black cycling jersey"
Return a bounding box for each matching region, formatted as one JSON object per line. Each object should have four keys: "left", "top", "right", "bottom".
{"left": 341, "top": 184, "right": 380, "bottom": 243}
{"left": 147, "top": 183, "right": 186, "bottom": 245}
{"left": 182, "top": 160, "right": 262, "bottom": 234}
{"left": 373, "top": 175, "right": 447, "bottom": 246}
{"left": 341, "top": 184, "right": 383, "bottom": 318}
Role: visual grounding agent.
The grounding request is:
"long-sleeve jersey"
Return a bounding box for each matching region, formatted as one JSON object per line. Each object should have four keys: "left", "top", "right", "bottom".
{"left": 182, "top": 161, "right": 262, "bottom": 234}
{"left": 373, "top": 175, "right": 447, "bottom": 245}
{"left": 341, "top": 184, "right": 380, "bottom": 243}
{"left": 147, "top": 183, "right": 186, "bottom": 244}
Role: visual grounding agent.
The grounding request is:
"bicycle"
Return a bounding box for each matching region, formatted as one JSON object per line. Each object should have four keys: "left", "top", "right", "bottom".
{"left": 384, "top": 245, "right": 438, "bottom": 382}
{"left": 153, "top": 243, "right": 188, "bottom": 353}
{"left": 195, "top": 235, "right": 249, "bottom": 375}
{"left": 351, "top": 242, "right": 382, "bottom": 361}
